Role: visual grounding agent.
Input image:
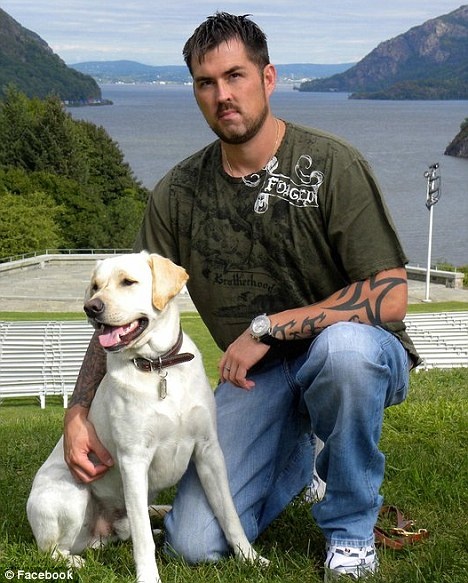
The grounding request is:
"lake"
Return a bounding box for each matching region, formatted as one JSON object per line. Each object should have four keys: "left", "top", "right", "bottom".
{"left": 69, "top": 84, "right": 468, "bottom": 267}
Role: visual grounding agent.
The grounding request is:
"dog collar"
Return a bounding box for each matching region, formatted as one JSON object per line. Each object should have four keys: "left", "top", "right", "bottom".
{"left": 132, "top": 329, "right": 194, "bottom": 373}
{"left": 132, "top": 329, "right": 194, "bottom": 400}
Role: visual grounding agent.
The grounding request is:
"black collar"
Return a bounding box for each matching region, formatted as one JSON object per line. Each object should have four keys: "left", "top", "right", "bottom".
{"left": 132, "top": 329, "right": 194, "bottom": 373}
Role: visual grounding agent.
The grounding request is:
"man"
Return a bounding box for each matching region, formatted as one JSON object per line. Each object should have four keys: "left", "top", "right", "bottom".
{"left": 64, "top": 13, "right": 419, "bottom": 581}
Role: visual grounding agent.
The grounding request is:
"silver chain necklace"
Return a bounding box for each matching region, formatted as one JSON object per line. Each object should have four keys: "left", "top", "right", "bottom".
{"left": 223, "top": 118, "right": 280, "bottom": 185}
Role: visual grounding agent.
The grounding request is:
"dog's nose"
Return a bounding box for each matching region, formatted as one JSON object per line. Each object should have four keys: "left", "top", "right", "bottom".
{"left": 84, "top": 298, "right": 105, "bottom": 318}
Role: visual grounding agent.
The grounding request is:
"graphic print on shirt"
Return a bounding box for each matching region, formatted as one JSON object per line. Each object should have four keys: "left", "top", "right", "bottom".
{"left": 186, "top": 150, "right": 327, "bottom": 327}
{"left": 242, "top": 154, "right": 324, "bottom": 214}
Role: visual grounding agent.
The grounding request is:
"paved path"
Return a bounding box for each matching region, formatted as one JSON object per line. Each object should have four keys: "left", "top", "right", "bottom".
{"left": 0, "top": 258, "right": 466, "bottom": 313}
{"left": 0, "top": 258, "right": 196, "bottom": 313}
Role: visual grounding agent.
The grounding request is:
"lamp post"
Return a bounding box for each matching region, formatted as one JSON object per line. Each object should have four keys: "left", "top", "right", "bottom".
{"left": 423, "top": 163, "right": 441, "bottom": 303}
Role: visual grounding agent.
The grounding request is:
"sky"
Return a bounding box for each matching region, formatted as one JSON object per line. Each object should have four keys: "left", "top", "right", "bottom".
{"left": 1, "top": 1, "right": 465, "bottom": 66}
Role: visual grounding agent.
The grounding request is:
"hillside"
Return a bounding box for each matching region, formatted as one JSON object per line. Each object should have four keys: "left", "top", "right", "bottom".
{"left": 0, "top": 8, "right": 102, "bottom": 103}
{"left": 297, "top": 5, "right": 468, "bottom": 99}
{"left": 70, "top": 60, "right": 355, "bottom": 84}
{"left": 445, "top": 119, "right": 468, "bottom": 158}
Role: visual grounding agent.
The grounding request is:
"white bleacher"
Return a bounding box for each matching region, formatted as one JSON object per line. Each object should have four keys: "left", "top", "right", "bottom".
{"left": 0, "top": 313, "right": 467, "bottom": 408}
{"left": 404, "top": 311, "right": 468, "bottom": 370}
{"left": 0, "top": 321, "right": 93, "bottom": 408}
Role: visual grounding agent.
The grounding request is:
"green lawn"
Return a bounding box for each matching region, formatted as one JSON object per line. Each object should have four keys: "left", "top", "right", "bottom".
{"left": 0, "top": 308, "right": 467, "bottom": 582}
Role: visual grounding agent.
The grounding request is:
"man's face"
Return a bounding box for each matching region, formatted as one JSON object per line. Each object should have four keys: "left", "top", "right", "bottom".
{"left": 191, "top": 39, "right": 276, "bottom": 144}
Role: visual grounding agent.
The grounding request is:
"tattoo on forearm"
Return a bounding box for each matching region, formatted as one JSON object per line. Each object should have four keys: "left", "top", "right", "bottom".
{"left": 271, "top": 313, "right": 327, "bottom": 339}
{"left": 299, "top": 313, "right": 327, "bottom": 336}
{"left": 329, "top": 274, "right": 406, "bottom": 325}
{"left": 271, "top": 274, "right": 406, "bottom": 341}
{"left": 69, "top": 333, "right": 106, "bottom": 408}
{"left": 272, "top": 319, "right": 297, "bottom": 340}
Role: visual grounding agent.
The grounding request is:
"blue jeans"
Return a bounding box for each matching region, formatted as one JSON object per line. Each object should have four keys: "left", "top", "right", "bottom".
{"left": 165, "top": 322, "right": 410, "bottom": 561}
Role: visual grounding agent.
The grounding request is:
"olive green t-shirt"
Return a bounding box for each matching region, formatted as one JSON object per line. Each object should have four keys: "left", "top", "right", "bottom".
{"left": 135, "top": 122, "right": 419, "bottom": 364}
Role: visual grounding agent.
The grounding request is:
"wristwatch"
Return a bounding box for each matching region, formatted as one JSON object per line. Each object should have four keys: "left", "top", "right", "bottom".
{"left": 249, "top": 314, "right": 281, "bottom": 346}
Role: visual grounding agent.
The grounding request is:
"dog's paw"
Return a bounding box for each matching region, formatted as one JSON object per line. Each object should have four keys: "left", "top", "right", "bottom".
{"left": 249, "top": 550, "right": 270, "bottom": 567}
{"left": 235, "top": 545, "right": 270, "bottom": 567}
{"left": 89, "top": 537, "right": 107, "bottom": 549}
{"left": 256, "top": 553, "right": 270, "bottom": 567}
{"left": 67, "top": 555, "right": 86, "bottom": 569}
{"left": 51, "top": 549, "right": 86, "bottom": 569}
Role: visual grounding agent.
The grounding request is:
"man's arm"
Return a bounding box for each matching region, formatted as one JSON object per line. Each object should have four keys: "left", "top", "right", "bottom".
{"left": 63, "top": 333, "right": 113, "bottom": 483}
{"left": 270, "top": 267, "right": 407, "bottom": 340}
{"left": 68, "top": 332, "right": 106, "bottom": 408}
{"left": 219, "top": 267, "right": 408, "bottom": 389}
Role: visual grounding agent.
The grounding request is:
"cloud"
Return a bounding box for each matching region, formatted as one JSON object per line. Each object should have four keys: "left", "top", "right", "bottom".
{"left": 1, "top": 0, "right": 464, "bottom": 65}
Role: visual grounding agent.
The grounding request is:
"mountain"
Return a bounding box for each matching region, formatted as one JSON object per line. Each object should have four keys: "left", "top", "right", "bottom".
{"left": 71, "top": 61, "right": 191, "bottom": 84}
{"left": 0, "top": 8, "right": 102, "bottom": 103}
{"left": 445, "top": 119, "right": 468, "bottom": 158}
{"left": 297, "top": 5, "right": 468, "bottom": 99}
{"left": 70, "top": 60, "right": 355, "bottom": 84}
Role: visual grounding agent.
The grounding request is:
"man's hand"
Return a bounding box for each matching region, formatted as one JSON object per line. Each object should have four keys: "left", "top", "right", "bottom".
{"left": 219, "top": 329, "right": 270, "bottom": 389}
{"left": 63, "top": 405, "right": 113, "bottom": 483}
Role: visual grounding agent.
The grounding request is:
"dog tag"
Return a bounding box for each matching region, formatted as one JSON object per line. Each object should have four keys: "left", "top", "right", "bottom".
{"left": 158, "top": 372, "right": 168, "bottom": 400}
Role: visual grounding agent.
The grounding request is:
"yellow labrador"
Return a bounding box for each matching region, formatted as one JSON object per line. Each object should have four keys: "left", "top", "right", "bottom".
{"left": 27, "top": 252, "right": 266, "bottom": 583}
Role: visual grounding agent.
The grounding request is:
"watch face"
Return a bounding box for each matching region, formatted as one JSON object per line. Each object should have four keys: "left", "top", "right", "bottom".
{"left": 251, "top": 315, "right": 270, "bottom": 336}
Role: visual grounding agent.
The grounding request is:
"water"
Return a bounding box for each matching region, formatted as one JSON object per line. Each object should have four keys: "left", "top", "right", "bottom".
{"left": 69, "top": 84, "right": 468, "bottom": 266}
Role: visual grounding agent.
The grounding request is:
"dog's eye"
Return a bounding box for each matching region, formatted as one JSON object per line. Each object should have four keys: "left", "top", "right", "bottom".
{"left": 122, "top": 278, "right": 137, "bottom": 287}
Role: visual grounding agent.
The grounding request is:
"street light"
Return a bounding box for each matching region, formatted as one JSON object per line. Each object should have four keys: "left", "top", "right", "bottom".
{"left": 423, "top": 163, "right": 441, "bottom": 302}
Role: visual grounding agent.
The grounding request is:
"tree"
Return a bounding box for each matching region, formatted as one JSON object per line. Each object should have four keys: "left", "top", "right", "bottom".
{"left": 0, "top": 87, "right": 86, "bottom": 178}
{"left": 0, "top": 190, "right": 62, "bottom": 257}
{"left": 0, "top": 89, "right": 149, "bottom": 254}
{"left": 107, "top": 189, "right": 148, "bottom": 249}
{"left": 0, "top": 86, "right": 38, "bottom": 169}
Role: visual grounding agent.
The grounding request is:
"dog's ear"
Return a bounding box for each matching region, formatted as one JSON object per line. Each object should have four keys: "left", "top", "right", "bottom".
{"left": 148, "top": 254, "right": 189, "bottom": 311}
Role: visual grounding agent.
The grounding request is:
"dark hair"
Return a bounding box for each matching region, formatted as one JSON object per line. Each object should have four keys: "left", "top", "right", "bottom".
{"left": 183, "top": 12, "right": 270, "bottom": 75}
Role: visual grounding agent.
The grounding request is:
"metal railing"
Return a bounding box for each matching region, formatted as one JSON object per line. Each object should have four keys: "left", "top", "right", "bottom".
{"left": 0, "top": 249, "right": 132, "bottom": 265}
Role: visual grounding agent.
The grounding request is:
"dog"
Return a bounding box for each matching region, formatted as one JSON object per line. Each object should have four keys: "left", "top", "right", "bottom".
{"left": 27, "top": 251, "right": 267, "bottom": 583}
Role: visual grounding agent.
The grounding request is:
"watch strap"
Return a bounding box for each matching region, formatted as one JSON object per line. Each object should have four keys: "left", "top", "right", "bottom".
{"left": 258, "top": 333, "right": 283, "bottom": 346}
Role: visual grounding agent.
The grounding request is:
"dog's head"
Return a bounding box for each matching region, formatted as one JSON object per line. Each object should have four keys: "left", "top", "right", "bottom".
{"left": 84, "top": 252, "right": 188, "bottom": 352}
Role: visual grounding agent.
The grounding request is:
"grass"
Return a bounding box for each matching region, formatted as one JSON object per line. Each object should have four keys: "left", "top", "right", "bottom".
{"left": 0, "top": 308, "right": 467, "bottom": 582}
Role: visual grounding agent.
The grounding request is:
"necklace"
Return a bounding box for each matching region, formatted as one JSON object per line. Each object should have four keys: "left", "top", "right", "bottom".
{"left": 223, "top": 118, "right": 281, "bottom": 183}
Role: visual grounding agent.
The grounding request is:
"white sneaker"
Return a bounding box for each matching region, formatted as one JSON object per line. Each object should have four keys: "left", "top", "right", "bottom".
{"left": 305, "top": 436, "right": 326, "bottom": 503}
{"left": 324, "top": 544, "right": 378, "bottom": 581}
{"left": 303, "top": 470, "right": 327, "bottom": 503}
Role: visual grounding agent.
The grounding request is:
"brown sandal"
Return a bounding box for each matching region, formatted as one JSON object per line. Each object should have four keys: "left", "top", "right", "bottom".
{"left": 374, "top": 505, "right": 429, "bottom": 550}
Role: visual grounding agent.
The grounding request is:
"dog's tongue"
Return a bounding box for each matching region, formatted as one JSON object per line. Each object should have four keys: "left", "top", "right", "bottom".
{"left": 98, "top": 322, "right": 138, "bottom": 348}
